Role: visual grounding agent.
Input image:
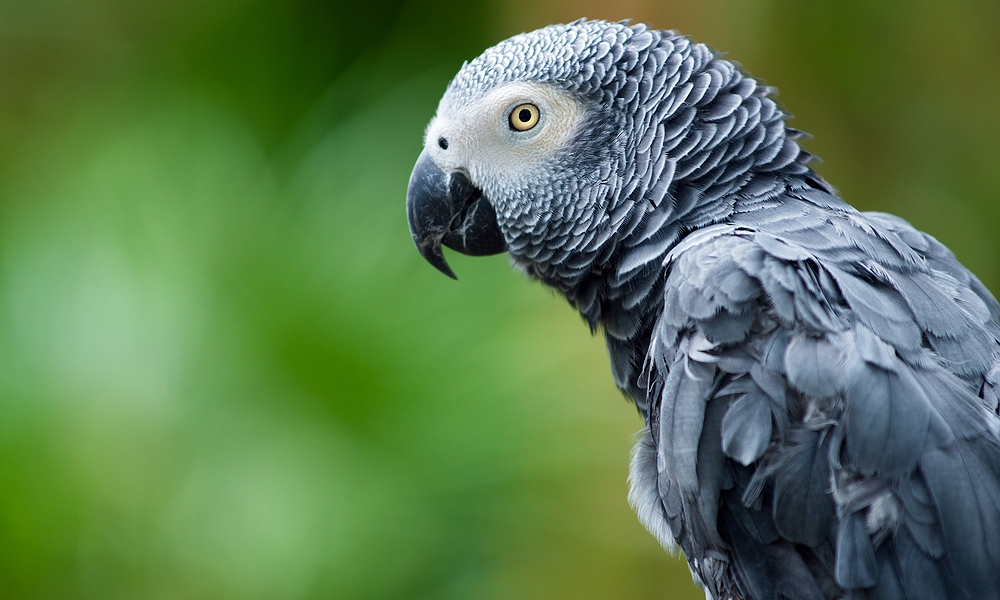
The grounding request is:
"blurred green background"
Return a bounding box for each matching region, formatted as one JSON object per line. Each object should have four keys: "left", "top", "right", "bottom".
{"left": 0, "top": 0, "right": 998, "bottom": 598}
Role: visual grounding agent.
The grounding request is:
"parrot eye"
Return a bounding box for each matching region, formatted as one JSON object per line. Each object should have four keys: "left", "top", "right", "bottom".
{"left": 509, "top": 103, "right": 540, "bottom": 131}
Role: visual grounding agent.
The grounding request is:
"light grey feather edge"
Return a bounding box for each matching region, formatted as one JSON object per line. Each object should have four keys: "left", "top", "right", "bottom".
{"left": 628, "top": 428, "right": 677, "bottom": 553}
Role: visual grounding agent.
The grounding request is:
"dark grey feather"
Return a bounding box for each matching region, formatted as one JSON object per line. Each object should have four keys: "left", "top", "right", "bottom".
{"left": 844, "top": 363, "right": 930, "bottom": 475}
{"left": 835, "top": 512, "right": 879, "bottom": 589}
{"left": 720, "top": 388, "right": 773, "bottom": 466}
{"left": 771, "top": 428, "right": 835, "bottom": 547}
{"left": 890, "top": 528, "right": 949, "bottom": 600}
{"left": 920, "top": 443, "right": 1000, "bottom": 596}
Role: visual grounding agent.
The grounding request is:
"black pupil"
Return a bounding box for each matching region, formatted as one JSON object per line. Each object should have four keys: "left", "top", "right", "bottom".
{"left": 518, "top": 108, "right": 532, "bottom": 123}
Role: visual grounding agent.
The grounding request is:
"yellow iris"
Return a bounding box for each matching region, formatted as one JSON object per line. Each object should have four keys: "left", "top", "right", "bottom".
{"left": 509, "top": 103, "right": 540, "bottom": 131}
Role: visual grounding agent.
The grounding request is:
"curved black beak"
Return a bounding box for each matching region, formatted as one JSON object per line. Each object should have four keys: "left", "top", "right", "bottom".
{"left": 406, "top": 150, "right": 507, "bottom": 279}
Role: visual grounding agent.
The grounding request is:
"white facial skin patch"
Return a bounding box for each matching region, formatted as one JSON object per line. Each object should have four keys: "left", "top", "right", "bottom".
{"left": 424, "top": 81, "right": 586, "bottom": 191}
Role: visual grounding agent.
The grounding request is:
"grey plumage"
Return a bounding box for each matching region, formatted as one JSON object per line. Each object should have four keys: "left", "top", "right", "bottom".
{"left": 406, "top": 19, "right": 1000, "bottom": 600}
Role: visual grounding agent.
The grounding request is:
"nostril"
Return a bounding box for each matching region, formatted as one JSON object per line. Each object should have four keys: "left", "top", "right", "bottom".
{"left": 438, "top": 137, "right": 449, "bottom": 150}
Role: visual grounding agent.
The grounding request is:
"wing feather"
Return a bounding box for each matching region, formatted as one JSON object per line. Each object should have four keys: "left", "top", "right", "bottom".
{"left": 631, "top": 198, "right": 1000, "bottom": 599}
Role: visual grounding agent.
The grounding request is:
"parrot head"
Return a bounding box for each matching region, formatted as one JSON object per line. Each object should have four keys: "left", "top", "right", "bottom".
{"left": 407, "top": 19, "right": 811, "bottom": 326}
{"left": 407, "top": 20, "right": 630, "bottom": 282}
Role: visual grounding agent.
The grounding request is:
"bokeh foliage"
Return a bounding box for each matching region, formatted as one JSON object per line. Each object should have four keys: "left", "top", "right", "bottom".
{"left": 0, "top": 1, "right": 997, "bottom": 598}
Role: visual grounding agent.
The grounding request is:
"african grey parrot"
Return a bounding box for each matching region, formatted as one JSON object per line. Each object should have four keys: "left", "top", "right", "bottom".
{"left": 405, "top": 19, "right": 1000, "bottom": 600}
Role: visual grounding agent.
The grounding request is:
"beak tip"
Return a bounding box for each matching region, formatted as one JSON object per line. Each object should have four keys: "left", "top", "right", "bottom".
{"left": 435, "top": 258, "right": 459, "bottom": 280}
{"left": 415, "top": 237, "right": 458, "bottom": 280}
